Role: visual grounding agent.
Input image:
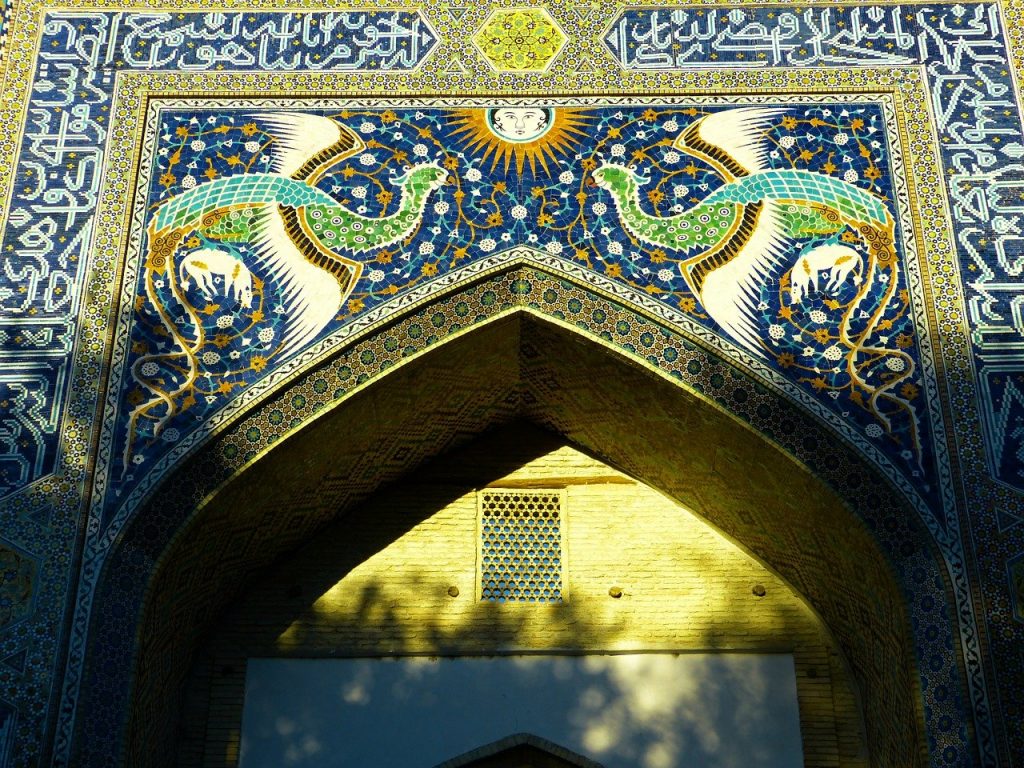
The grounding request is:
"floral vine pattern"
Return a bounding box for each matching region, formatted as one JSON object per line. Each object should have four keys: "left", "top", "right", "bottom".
{"left": 122, "top": 104, "right": 928, "bottom": 491}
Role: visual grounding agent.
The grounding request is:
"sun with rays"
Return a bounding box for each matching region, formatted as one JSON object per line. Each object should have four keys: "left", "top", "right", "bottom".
{"left": 448, "top": 106, "right": 590, "bottom": 176}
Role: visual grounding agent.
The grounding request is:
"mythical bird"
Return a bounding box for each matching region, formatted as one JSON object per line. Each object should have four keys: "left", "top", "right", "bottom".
{"left": 593, "top": 107, "right": 915, "bottom": 439}
{"left": 592, "top": 107, "right": 897, "bottom": 355}
{"left": 128, "top": 112, "right": 447, "bottom": 471}
{"left": 146, "top": 111, "right": 448, "bottom": 356}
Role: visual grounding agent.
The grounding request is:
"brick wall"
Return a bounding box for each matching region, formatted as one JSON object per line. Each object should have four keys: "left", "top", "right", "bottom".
{"left": 182, "top": 427, "right": 867, "bottom": 767}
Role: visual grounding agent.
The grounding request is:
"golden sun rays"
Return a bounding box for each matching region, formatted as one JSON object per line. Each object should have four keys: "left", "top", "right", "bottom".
{"left": 449, "top": 107, "right": 590, "bottom": 176}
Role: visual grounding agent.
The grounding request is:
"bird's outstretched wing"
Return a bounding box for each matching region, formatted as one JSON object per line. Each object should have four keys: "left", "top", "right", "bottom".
{"left": 674, "top": 107, "right": 787, "bottom": 181}
{"left": 683, "top": 200, "right": 791, "bottom": 356}
{"left": 250, "top": 205, "right": 355, "bottom": 358}
{"left": 256, "top": 112, "right": 365, "bottom": 185}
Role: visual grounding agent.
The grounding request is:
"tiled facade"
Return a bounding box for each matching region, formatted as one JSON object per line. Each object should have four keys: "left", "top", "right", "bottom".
{"left": 0, "top": 1, "right": 1022, "bottom": 765}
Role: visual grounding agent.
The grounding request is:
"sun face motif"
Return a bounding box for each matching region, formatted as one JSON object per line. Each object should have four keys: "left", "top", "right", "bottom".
{"left": 449, "top": 106, "right": 589, "bottom": 177}
{"left": 488, "top": 107, "right": 552, "bottom": 143}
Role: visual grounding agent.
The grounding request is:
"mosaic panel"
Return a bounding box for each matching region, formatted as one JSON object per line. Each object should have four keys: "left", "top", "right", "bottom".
{"left": 604, "top": 0, "right": 1024, "bottom": 503}
{"left": 0, "top": 1, "right": 10, "bottom": 63}
{"left": 0, "top": 0, "right": 1021, "bottom": 766}
{"left": 472, "top": 8, "right": 567, "bottom": 73}
{"left": 1011, "top": 554, "right": 1024, "bottom": 623}
{"left": 111, "top": 97, "right": 934, "bottom": 523}
{"left": 0, "top": 7, "right": 438, "bottom": 501}
{"left": 609, "top": 5, "right": 1024, "bottom": 498}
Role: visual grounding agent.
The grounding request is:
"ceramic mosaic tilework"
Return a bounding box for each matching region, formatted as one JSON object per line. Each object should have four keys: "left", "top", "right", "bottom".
{"left": 0, "top": 1, "right": 11, "bottom": 63}
{"left": 605, "top": 1, "right": 1024, "bottom": 493}
{"left": 115, "top": 99, "right": 929, "bottom": 517}
{"left": 472, "top": 8, "right": 567, "bottom": 72}
{"left": 64, "top": 88, "right": 991, "bottom": 766}
{"left": 0, "top": 0, "right": 1022, "bottom": 766}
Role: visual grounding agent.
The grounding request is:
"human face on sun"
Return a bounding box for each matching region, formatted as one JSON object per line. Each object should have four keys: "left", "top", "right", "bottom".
{"left": 488, "top": 107, "right": 552, "bottom": 143}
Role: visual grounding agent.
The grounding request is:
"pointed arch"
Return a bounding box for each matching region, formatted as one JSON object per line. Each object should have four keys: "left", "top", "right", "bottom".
{"left": 73, "top": 263, "right": 963, "bottom": 766}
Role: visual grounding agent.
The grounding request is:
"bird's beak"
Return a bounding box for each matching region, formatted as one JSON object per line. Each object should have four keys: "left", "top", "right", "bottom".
{"left": 392, "top": 165, "right": 412, "bottom": 184}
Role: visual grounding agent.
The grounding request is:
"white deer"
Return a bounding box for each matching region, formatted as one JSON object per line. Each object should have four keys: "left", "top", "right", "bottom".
{"left": 789, "top": 243, "right": 863, "bottom": 304}
{"left": 178, "top": 248, "right": 254, "bottom": 308}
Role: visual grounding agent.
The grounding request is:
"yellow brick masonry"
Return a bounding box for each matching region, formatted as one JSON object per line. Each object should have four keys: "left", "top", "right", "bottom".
{"left": 185, "top": 438, "right": 867, "bottom": 767}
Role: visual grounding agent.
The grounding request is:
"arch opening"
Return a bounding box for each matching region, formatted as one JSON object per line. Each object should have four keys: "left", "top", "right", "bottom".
{"left": 183, "top": 420, "right": 869, "bottom": 767}
{"left": 78, "top": 310, "right": 942, "bottom": 766}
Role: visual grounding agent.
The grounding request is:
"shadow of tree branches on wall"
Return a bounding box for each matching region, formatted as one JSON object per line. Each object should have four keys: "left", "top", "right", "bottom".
{"left": 180, "top": 422, "right": 862, "bottom": 768}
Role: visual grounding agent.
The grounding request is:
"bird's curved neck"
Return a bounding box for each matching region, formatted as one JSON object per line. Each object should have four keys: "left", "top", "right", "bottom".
{"left": 394, "top": 181, "right": 433, "bottom": 218}
{"left": 604, "top": 177, "right": 739, "bottom": 255}
{"left": 297, "top": 180, "right": 437, "bottom": 256}
{"left": 606, "top": 177, "right": 649, "bottom": 238}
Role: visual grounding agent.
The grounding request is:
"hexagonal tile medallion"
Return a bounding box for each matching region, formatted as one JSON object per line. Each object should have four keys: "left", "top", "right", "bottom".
{"left": 472, "top": 8, "right": 567, "bottom": 72}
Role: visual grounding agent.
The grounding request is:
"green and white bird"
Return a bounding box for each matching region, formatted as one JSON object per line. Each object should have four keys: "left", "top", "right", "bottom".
{"left": 147, "top": 112, "right": 448, "bottom": 356}
{"left": 593, "top": 107, "right": 897, "bottom": 356}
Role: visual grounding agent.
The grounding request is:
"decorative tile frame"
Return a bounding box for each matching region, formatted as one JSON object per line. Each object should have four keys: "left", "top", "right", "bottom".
{"left": 72, "top": 77, "right": 983, "bottom": 767}
{"left": 0, "top": 1, "right": 1021, "bottom": 766}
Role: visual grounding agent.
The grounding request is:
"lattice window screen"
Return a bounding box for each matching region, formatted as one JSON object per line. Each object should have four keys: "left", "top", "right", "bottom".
{"left": 478, "top": 490, "right": 564, "bottom": 603}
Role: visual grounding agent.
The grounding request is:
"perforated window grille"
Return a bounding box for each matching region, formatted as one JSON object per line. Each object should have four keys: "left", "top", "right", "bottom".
{"left": 478, "top": 490, "right": 564, "bottom": 603}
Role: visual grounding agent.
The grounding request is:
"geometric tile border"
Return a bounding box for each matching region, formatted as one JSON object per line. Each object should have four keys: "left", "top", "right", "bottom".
{"left": 0, "top": 1, "right": 1022, "bottom": 765}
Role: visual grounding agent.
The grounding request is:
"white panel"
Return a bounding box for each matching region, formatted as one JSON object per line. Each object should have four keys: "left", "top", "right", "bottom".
{"left": 240, "top": 653, "right": 803, "bottom": 768}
